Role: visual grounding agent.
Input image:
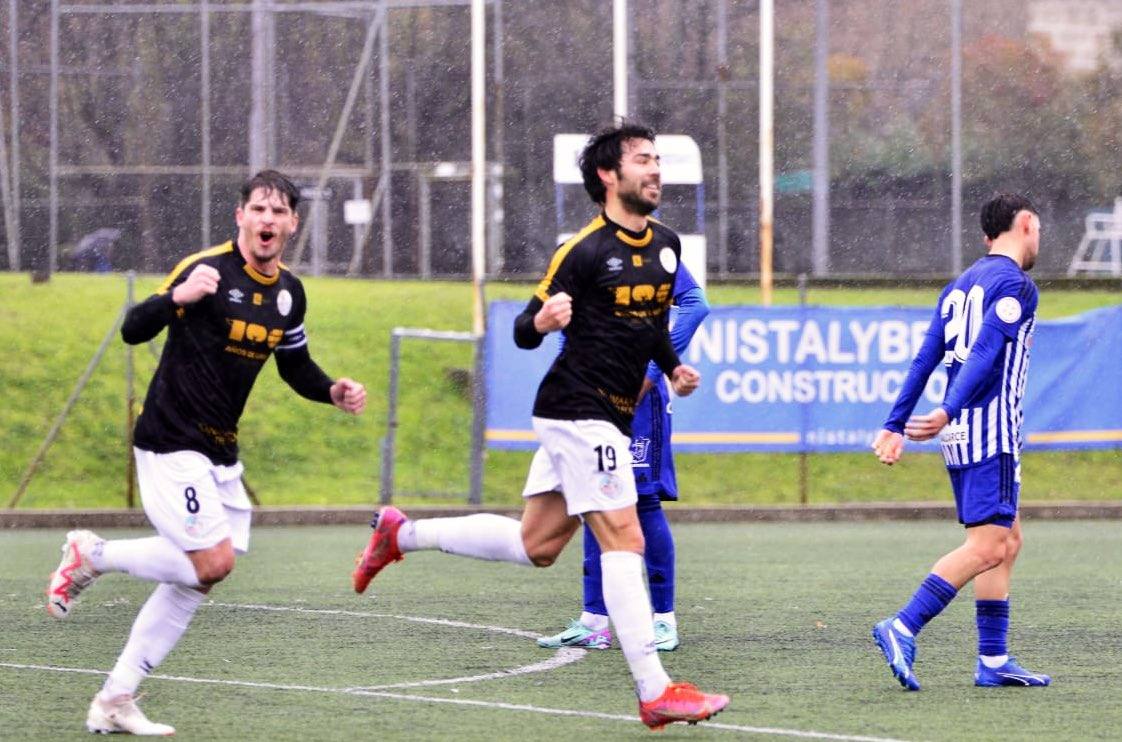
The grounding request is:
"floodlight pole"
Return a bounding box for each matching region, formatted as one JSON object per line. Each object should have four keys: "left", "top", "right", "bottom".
{"left": 613, "top": 0, "right": 627, "bottom": 118}
{"left": 950, "top": 0, "right": 963, "bottom": 274}
{"left": 47, "top": 0, "right": 58, "bottom": 277}
{"left": 811, "top": 0, "right": 830, "bottom": 276}
{"left": 471, "top": 0, "right": 486, "bottom": 338}
{"left": 201, "top": 0, "right": 211, "bottom": 247}
{"left": 716, "top": 0, "right": 729, "bottom": 278}
{"left": 759, "top": 0, "right": 775, "bottom": 305}
{"left": 470, "top": 0, "right": 487, "bottom": 505}
{"left": 379, "top": 0, "right": 393, "bottom": 277}
{"left": 7, "top": 0, "right": 20, "bottom": 270}
{"left": 249, "top": 0, "right": 274, "bottom": 173}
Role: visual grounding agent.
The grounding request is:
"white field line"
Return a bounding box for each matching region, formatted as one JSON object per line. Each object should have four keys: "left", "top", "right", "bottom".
{"left": 212, "top": 602, "right": 583, "bottom": 691}
{"left": 0, "top": 601, "right": 915, "bottom": 742}
{"left": 0, "top": 663, "right": 912, "bottom": 741}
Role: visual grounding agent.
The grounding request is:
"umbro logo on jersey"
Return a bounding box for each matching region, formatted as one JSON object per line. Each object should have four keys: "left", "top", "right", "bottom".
{"left": 228, "top": 288, "right": 245, "bottom": 303}
{"left": 606, "top": 257, "right": 624, "bottom": 272}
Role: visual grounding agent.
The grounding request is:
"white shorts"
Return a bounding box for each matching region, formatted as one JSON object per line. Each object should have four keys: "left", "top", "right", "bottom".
{"left": 134, "top": 448, "right": 253, "bottom": 554}
{"left": 521, "top": 417, "right": 638, "bottom": 516}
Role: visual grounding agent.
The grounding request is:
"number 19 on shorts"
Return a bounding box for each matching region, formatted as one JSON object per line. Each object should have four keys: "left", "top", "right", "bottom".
{"left": 594, "top": 444, "right": 617, "bottom": 472}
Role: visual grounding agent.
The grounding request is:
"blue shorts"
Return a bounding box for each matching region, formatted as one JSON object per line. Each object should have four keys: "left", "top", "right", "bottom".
{"left": 630, "top": 382, "right": 678, "bottom": 503}
{"left": 947, "top": 454, "right": 1019, "bottom": 528}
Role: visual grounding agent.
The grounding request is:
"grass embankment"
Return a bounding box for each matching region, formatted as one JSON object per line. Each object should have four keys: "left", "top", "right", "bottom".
{"left": 1, "top": 273, "right": 1119, "bottom": 509}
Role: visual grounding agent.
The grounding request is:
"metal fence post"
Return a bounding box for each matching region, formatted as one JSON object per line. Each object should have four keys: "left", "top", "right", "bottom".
{"left": 379, "top": 330, "right": 403, "bottom": 504}
{"left": 797, "top": 273, "right": 810, "bottom": 506}
{"left": 125, "top": 272, "right": 137, "bottom": 508}
{"left": 468, "top": 333, "right": 486, "bottom": 505}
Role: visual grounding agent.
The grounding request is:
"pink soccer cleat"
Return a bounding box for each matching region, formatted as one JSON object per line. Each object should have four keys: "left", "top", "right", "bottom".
{"left": 639, "top": 681, "right": 730, "bottom": 731}
{"left": 352, "top": 506, "right": 407, "bottom": 593}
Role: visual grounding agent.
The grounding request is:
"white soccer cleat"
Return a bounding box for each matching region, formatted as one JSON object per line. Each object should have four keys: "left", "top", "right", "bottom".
{"left": 46, "top": 529, "right": 103, "bottom": 619}
{"left": 86, "top": 692, "right": 175, "bottom": 736}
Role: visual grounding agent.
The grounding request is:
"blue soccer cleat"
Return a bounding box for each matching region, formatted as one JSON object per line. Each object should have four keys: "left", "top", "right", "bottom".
{"left": 872, "top": 618, "right": 921, "bottom": 691}
{"left": 974, "top": 657, "right": 1051, "bottom": 687}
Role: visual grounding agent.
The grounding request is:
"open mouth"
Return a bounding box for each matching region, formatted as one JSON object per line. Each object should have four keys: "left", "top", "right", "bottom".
{"left": 259, "top": 230, "right": 275, "bottom": 247}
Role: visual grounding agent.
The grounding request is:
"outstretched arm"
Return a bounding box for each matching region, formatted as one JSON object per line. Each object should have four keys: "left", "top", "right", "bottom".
{"left": 874, "top": 306, "right": 945, "bottom": 465}
{"left": 645, "top": 283, "right": 709, "bottom": 385}
{"left": 275, "top": 346, "right": 365, "bottom": 414}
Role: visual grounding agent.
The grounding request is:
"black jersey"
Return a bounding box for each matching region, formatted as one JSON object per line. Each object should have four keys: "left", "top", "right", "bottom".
{"left": 122, "top": 241, "right": 333, "bottom": 465}
{"left": 513, "top": 213, "right": 682, "bottom": 436}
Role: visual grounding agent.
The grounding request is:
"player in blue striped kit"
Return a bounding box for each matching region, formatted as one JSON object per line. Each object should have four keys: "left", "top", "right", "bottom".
{"left": 870, "top": 193, "right": 1051, "bottom": 691}
{"left": 536, "top": 262, "right": 709, "bottom": 652}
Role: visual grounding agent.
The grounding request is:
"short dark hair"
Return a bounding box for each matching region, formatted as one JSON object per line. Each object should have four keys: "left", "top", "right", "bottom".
{"left": 980, "top": 193, "right": 1036, "bottom": 240}
{"left": 578, "top": 121, "right": 657, "bottom": 205}
{"left": 240, "top": 169, "right": 301, "bottom": 211}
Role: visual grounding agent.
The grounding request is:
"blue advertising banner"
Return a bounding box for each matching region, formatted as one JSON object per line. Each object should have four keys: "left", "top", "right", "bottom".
{"left": 485, "top": 301, "right": 1122, "bottom": 453}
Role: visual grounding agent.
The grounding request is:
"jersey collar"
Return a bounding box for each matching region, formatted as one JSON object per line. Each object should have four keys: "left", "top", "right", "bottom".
{"left": 233, "top": 238, "right": 282, "bottom": 286}
{"left": 602, "top": 211, "right": 653, "bottom": 248}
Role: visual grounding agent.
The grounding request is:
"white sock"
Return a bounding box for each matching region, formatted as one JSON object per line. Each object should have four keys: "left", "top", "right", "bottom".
{"left": 580, "top": 611, "right": 610, "bottom": 632}
{"left": 980, "top": 654, "right": 1009, "bottom": 668}
{"left": 398, "top": 515, "right": 532, "bottom": 565}
{"left": 102, "top": 583, "right": 206, "bottom": 697}
{"left": 601, "top": 551, "right": 670, "bottom": 702}
{"left": 653, "top": 611, "right": 677, "bottom": 628}
{"left": 91, "top": 537, "right": 200, "bottom": 587}
{"left": 892, "top": 618, "right": 914, "bottom": 637}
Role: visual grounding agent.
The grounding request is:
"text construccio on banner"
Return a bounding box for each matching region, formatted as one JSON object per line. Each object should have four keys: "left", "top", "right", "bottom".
{"left": 687, "top": 317, "right": 947, "bottom": 406}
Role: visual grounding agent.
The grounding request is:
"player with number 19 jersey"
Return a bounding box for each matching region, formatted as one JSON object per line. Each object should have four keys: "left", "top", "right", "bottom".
{"left": 884, "top": 254, "right": 1038, "bottom": 474}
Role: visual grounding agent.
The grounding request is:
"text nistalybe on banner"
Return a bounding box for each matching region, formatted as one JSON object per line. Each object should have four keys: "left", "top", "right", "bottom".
{"left": 484, "top": 302, "right": 1122, "bottom": 454}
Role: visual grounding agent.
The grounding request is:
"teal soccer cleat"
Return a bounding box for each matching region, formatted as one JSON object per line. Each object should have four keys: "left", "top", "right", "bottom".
{"left": 536, "top": 620, "right": 612, "bottom": 650}
{"left": 872, "top": 618, "right": 921, "bottom": 691}
{"left": 975, "top": 657, "right": 1051, "bottom": 687}
{"left": 653, "top": 619, "right": 680, "bottom": 652}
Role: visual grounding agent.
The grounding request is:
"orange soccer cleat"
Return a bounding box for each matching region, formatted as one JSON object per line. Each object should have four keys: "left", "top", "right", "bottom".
{"left": 351, "top": 506, "right": 407, "bottom": 593}
{"left": 638, "top": 681, "right": 730, "bottom": 731}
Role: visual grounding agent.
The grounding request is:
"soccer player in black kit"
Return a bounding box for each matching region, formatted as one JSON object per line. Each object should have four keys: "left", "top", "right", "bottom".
{"left": 46, "top": 170, "right": 366, "bottom": 735}
{"left": 351, "top": 123, "right": 729, "bottom": 729}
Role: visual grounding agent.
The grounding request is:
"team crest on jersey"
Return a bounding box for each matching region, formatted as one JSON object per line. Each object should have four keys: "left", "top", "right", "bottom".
{"left": 228, "top": 288, "right": 244, "bottom": 304}
{"left": 606, "top": 256, "right": 624, "bottom": 272}
{"left": 630, "top": 436, "right": 651, "bottom": 464}
{"left": 184, "top": 514, "right": 201, "bottom": 537}
{"left": 277, "top": 289, "right": 293, "bottom": 317}
{"left": 598, "top": 473, "right": 621, "bottom": 497}
{"left": 659, "top": 247, "right": 677, "bottom": 273}
{"left": 996, "top": 296, "right": 1022, "bottom": 324}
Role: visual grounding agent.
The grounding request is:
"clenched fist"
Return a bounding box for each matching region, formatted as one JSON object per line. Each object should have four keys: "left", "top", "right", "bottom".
{"left": 534, "top": 292, "right": 572, "bottom": 334}
{"left": 330, "top": 378, "right": 367, "bottom": 415}
{"left": 172, "top": 264, "right": 221, "bottom": 306}
{"left": 670, "top": 364, "right": 701, "bottom": 397}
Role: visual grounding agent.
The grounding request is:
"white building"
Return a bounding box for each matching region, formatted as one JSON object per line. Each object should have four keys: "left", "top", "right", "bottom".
{"left": 1029, "top": 0, "right": 1122, "bottom": 72}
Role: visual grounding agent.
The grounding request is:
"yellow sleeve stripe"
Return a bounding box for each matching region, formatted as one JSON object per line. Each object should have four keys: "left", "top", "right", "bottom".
{"left": 156, "top": 241, "right": 235, "bottom": 295}
{"left": 534, "top": 215, "right": 606, "bottom": 302}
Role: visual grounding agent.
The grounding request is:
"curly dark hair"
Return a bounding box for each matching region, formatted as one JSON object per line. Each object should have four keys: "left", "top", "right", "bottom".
{"left": 577, "top": 121, "right": 656, "bottom": 205}
{"left": 240, "top": 169, "right": 301, "bottom": 211}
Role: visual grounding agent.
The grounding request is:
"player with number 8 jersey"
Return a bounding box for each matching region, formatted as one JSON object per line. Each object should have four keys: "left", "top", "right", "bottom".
{"left": 45, "top": 170, "right": 367, "bottom": 735}
{"left": 870, "top": 193, "right": 1050, "bottom": 693}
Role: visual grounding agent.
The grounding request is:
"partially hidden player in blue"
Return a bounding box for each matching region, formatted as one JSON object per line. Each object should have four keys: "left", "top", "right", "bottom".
{"left": 871, "top": 193, "right": 1051, "bottom": 691}
{"left": 537, "top": 261, "right": 709, "bottom": 652}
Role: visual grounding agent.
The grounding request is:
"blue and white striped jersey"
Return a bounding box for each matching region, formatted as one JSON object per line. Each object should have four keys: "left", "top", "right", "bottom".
{"left": 884, "top": 255, "right": 1038, "bottom": 469}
